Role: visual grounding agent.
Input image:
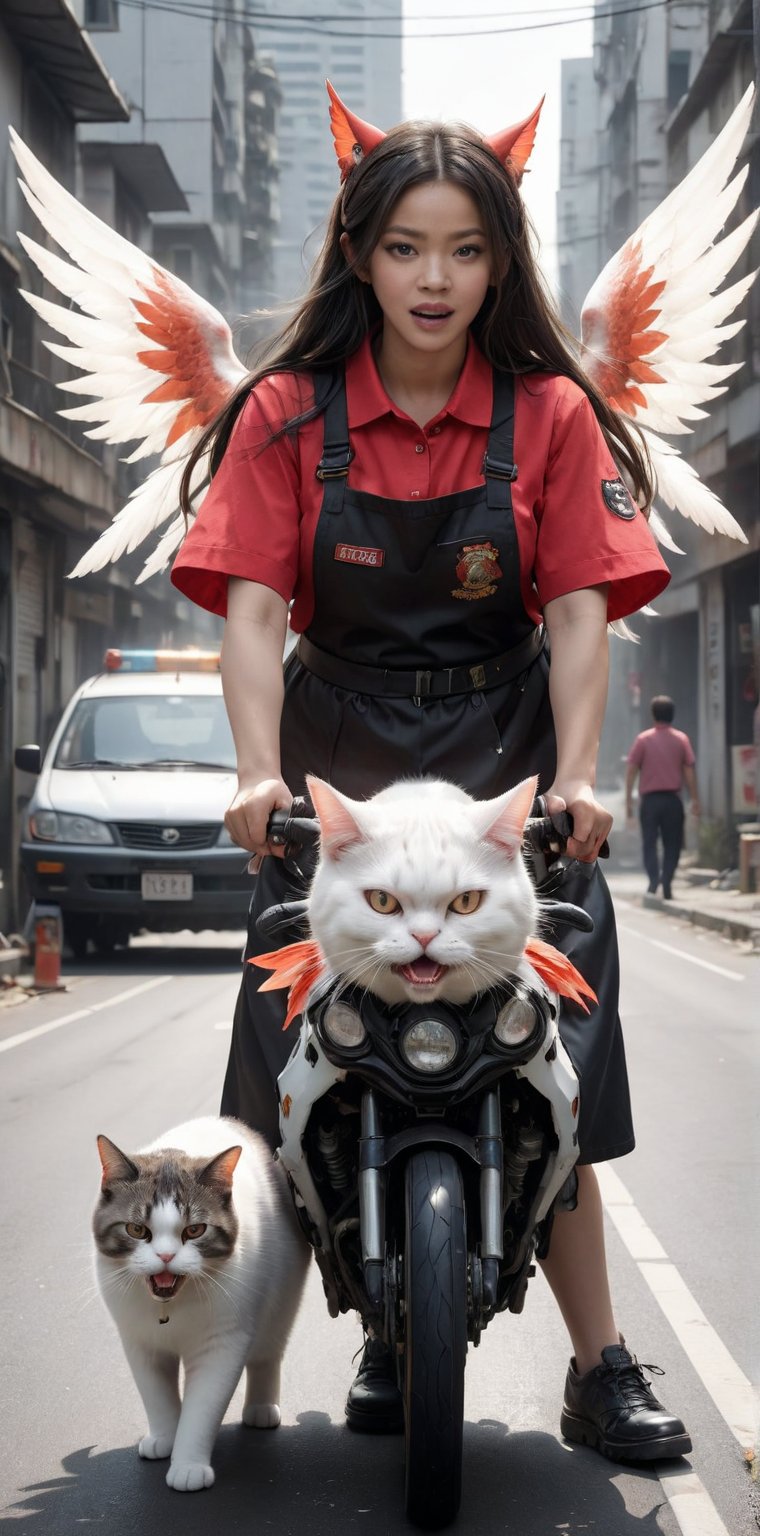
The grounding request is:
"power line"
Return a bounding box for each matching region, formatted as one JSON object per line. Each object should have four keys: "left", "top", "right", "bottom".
{"left": 112, "top": 0, "right": 678, "bottom": 42}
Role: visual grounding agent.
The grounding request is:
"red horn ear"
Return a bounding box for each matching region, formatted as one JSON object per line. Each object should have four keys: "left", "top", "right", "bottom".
{"left": 486, "top": 97, "right": 545, "bottom": 183}
{"left": 327, "top": 79, "right": 386, "bottom": 182}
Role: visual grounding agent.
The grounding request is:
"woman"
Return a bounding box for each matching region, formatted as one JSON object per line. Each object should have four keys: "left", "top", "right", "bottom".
{"left": 171, "top": 106, "right": 689, "bottom": 1462}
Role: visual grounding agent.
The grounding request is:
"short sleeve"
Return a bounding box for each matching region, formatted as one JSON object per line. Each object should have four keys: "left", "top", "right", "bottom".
{"left": 171, "top": 374, "right": 310, "bottom": 618}
{"left": 534, "top": 383, "right": 670, "bottom": 622}
{"left": 681, "top": 733, "right": 696, "bottom": 767}
{"left": 627, "top": 734, "right": 645, "bottom": 767}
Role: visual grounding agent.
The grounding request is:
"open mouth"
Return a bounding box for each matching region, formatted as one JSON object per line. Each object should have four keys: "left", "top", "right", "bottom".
{"left": 148, "top": 1271, "right": 185, "bottom": 1300}
{"left": 410, "top": 308, "right": 453, "bottom": 324}
{"left": 396, "top": 957, "right": 449, "bottom": 986}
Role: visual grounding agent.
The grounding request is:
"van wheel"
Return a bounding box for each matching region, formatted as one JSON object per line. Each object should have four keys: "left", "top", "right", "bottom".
{"left": 64, "top": 917, "right": 90, "bottom": 961}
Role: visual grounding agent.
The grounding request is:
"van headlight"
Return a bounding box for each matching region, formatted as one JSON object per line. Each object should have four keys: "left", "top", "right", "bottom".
{"left": 322, "top": 1000, "right": 368, "bottom": 1051}
{"left": 29, "top": 811, "right": 114, "bottom": 845}
{"left": 400, "top": 1018, "right": 459, "bottom": 1074}
{"left": 494, "top": 995, "right": 541, "bottom": 1051}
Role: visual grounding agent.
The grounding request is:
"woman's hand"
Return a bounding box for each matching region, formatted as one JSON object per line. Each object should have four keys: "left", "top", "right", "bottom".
{"left": 545, "top": 780, "right": 613, "bottom": 863}
{"left": 224, "top": 776, "right": 293, "bottom": 859}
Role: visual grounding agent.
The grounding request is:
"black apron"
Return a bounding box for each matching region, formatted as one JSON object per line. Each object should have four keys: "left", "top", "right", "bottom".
{"left": 221, "top": 367, "right": 633, "bottom": 1165}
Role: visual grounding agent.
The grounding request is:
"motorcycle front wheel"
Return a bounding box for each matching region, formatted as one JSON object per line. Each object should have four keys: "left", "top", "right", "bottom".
{"left": 403, "top": 1148, "right": 468, "bottom": 1530}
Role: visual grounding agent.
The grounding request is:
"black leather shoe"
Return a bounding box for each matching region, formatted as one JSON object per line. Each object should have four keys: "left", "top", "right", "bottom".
{"left": 345, "top": 1336, "right": 404, "bottom": 1434}
{"left": 560, "top": 1344, "right": 692, "bottom": 1462}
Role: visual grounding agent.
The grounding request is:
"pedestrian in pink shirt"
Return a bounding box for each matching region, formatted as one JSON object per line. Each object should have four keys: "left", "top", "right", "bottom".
{"left": 626, "top": 696, "right": 700, "bottom": 899}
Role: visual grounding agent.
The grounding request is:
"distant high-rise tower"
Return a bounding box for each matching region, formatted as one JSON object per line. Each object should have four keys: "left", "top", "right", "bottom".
{"left": 256, "top": 0, "right": 402, "bottom": 304}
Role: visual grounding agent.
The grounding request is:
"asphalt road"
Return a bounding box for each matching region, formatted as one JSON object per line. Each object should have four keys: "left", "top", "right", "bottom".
{"left": 1, "top": 888, "right": 757, "bottom": 1536}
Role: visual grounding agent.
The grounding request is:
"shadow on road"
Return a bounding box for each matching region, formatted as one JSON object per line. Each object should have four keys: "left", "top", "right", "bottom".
{"left": 61, "top": 931, "right": 247, "bottom": 979}
{"left": 3, "top": 1414, "right": 672, "bottom": 1536}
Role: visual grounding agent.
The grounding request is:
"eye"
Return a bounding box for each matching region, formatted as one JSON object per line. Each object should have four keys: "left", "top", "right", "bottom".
{"left": 182, "top": 1223, "right": 207, "bottom": 1242}
{"left": 365, "top": 889, "right": 401, "bottom": 915}
{"left": 455, "top": 245, "right": 483, "bottom": 258}
{"left": 449, "top": 891, "right": 483, "bottom": 914}
{"left": 125, "top": 1221, "right": 149, "bottom": 1240}
{"left": 386, "top": 242, "right": 414, "bottom": 257}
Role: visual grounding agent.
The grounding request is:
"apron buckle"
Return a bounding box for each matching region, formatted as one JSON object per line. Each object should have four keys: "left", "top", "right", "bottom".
{"left": 469, "top": 664, "right": 486, "bottom": 690}
{"left": 413, "top": 669, "right": 433, "bottom": 705}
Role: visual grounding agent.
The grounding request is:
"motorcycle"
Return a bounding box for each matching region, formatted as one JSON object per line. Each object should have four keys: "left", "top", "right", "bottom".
{"left": 259, "top": 803, "right": 596, "bottom": 1530}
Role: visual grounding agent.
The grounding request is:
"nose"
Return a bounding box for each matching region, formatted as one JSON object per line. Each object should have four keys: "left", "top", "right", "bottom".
{"left": 419, "top": 260, "right": 449, "bottom": 290}
{"left": 157, "top": 1252, "right": 176, "bottom": 1266}
{"left": 411, "top": 931, "right": 439, "bottom": 950}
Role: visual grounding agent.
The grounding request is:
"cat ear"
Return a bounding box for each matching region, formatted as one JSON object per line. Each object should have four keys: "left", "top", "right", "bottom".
{"left": 198, "top": 1145, "right": 242, "bottom": 1191}
{"left": 478, "top": 774, "right": 538, "bottom": 858}
{"left": 97, "top": 1134, "right": 139, "bottom": 1187}
{"left": 307, "top": 774, "right": 365, "bottom": 859}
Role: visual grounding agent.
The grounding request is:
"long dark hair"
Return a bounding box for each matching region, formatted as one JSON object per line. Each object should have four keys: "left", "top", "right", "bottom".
{"left": 180, "top": 120, "right": 653, "bottom": 513}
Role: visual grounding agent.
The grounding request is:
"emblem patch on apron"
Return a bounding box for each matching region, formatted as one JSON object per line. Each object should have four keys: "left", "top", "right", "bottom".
{"left": 452, "top": 541, "right": 503, "bottom": 601}
{"left": 334, "top": 542, "right": 385, "bottom": 567}
{"left": 601, "top": 478, "right": 637, "bottom": 519}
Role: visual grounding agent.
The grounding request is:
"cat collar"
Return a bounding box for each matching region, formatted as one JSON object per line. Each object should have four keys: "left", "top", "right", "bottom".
{"left": 326, "top": 80, "right": 544, "bottom": 185}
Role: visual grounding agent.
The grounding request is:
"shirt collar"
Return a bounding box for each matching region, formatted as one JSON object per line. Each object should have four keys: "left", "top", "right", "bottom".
{"left": 345, "top": 329, "right": 493, "bottom": 429}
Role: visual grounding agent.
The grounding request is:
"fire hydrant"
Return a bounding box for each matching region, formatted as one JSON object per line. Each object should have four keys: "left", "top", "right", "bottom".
{"left": 33, "top": 904, "right": 64, "bottom": 990}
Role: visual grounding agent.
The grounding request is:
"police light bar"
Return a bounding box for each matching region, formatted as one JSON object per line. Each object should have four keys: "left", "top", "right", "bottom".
{"left": 104, "top": 649, "right": 221, "bottom": 673}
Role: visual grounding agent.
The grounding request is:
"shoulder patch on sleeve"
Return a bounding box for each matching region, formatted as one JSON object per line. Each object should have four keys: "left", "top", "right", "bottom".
{"left": 602, "top": 478, "right": 637, "bottom": 520}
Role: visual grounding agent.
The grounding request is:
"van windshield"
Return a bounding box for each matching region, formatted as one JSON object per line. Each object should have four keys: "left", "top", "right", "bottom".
{"left": 54, "top": 694, "right": 236, "bottom": 771}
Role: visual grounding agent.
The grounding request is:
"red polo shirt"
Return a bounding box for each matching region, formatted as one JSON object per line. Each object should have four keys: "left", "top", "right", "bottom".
{"left": 627, "top": 724, "right": 696, "bottom": 794}
{"left": 171, "top": 332, "right": 670, "bottom": 627}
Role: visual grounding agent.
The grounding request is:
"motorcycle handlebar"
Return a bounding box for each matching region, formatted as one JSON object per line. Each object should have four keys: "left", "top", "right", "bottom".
{"left": 266, "top": 797, "right": 608, "bottom": 860}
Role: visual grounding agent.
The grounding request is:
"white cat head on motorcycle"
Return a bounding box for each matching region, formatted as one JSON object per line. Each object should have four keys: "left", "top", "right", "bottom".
{"left": 306, "top": 774, "right": 539, "bottom": 1005}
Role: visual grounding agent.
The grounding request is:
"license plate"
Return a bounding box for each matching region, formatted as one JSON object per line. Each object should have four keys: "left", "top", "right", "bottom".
{"left": 141, "top": 872, "right": 194, "bottom": 901}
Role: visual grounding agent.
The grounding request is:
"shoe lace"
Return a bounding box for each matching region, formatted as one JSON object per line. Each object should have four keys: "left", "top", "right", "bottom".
{"left": 599, "top": 1356, "right": 665, "bottom": 1410}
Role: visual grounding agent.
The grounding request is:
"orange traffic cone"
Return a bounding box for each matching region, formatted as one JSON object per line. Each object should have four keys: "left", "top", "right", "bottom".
{"left": 33, "top": 905, "right": 65, "bottom": 990}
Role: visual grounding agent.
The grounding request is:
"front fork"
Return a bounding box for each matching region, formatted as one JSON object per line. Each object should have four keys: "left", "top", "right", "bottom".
{"left": 358, "top": 1086, "right": 504, "bottom": 1324}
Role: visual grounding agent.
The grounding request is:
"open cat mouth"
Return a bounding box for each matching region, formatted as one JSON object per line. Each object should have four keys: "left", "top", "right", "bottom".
{"left": 148, "top": 1271, "right": 186, "bottom": 1300}
{"left": 396, "top": 958, "right": 450, "bottom": 986}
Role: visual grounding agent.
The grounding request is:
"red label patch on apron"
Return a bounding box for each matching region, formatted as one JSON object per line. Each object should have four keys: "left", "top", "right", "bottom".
{"left": 452, "top": 541, "right": 503, "bottom": 601}
{"left": 334, "top": 543, "right": 385, "bottom": 568}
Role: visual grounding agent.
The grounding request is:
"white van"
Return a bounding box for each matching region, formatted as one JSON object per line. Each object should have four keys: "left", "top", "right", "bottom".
{"left": 16, "top": 650, "right": 251, "bottom": 957}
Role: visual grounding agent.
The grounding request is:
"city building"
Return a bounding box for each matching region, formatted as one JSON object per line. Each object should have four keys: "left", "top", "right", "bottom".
{"left": 557, "top": 1, "right": 758, "bottom": 843}
{"left": 255, "top": 0, "right": 403, "bottom": 304}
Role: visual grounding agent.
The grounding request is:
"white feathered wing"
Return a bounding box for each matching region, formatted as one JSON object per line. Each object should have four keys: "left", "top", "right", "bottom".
{"left": 9, "top": 127, "right": 247, "bottom": 582}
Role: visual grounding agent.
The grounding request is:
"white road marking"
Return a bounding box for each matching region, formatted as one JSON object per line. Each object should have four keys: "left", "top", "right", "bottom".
{"left": 657, "top": 1467, "right": 736, "bottom": 1536}
{"left": 0, "top": 976, "right": 173, "bottom": 1055}
{"left": 598, "top": 1163, "right": 756, "bottom": 1451}
{"left": 616, "top": 925, "right": 746, "bottom": 982}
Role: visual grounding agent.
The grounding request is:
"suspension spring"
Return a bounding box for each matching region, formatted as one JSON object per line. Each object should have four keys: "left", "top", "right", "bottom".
{"left": 316, "top": 1124, "right": 353, "bottom": 1192}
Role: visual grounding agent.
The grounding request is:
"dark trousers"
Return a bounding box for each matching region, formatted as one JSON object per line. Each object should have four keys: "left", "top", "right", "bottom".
{"left": 639, "top": 791, "right": 685, "bottom": 895}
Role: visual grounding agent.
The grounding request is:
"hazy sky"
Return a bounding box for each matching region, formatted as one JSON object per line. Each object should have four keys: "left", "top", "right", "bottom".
{"left": 402, "top": 0, "right": 594, "bottom": 286}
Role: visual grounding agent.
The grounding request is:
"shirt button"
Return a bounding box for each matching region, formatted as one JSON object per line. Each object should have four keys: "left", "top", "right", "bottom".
{"left": 415, "top": 443, "right": 425, "bottom": 454}
{"left": 431, "top": 426, "right": 441, "bottom": 435}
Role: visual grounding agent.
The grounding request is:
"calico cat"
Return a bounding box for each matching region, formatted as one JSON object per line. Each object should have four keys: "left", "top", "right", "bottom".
{"left": 93, "top": 1116, "right": 309, "bottom": 1492}
{"left": 306, "top": 773, "right": 539, "bottom": 1005}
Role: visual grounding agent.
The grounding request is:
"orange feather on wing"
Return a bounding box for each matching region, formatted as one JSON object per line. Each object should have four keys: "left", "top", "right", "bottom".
{"left": 523, "top": 937, "right": 597, "bottom": 1013}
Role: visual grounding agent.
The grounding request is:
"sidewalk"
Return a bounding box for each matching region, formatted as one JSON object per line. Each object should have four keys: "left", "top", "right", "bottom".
{"left": 609, "top": 867, "right": 760, "bottom": 948}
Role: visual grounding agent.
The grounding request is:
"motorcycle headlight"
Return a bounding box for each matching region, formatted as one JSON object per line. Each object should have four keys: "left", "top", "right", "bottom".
{"left": 494, "top": 995, "right": 541, "bottom": 1049}
{"left": 400, "top": 1018, "right": 459, "bottom": 1074}
{"left": 322, "top": 1000, "right": 368, "bottom": 1051}
{"left": 29, "top": 810, "right": 113, "bottom": 845}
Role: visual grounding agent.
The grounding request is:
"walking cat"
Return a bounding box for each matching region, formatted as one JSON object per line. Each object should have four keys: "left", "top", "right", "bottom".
{"left": 93, "top": 1115, "right": 309, "bottom": 1491}
{"left": 306, "top": 773, "right": 539, "bottom": 1004}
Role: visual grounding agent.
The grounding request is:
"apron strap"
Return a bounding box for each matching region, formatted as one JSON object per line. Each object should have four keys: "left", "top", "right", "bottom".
{"left": 315, "top": 367, "right": 352, "bottom": 514}
{"left": 484, "top": 370, "right": 517, "bottom": 511}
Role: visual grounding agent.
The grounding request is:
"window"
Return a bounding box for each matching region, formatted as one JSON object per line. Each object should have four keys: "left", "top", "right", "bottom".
{"left": 667, "top": 51, "right": 690, "bottom": 110}
{"left": 85, "top": 0, "right": 119, "bottom": 29}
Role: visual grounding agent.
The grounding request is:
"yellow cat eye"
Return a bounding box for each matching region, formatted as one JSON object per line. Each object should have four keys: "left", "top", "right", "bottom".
{"left": 182, "top": 1223, "right": 207, "bottom": 1241}
{"left": 366, "top": 890, "right": 401, "bottom": 915}
{"left": 125, "top": 1221, "right": 148, "bottom": 1240}
{"left": 449, "top": 891, "right": 483, "bottom": 915}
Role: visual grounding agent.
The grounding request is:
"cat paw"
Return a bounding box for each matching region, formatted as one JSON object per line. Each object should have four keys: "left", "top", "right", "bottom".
{"left": 243, "top": 1402, "right": 281, "bottom": 1429}
{"left": 138, "top": 1433, "right": 174, "bottom": 1460}
{"left": 166, "top": 1460, "right": 215, "bottom": 1492}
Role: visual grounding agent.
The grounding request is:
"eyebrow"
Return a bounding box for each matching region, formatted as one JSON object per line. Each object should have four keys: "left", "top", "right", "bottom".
{"left": 384, "top": 225, "right": 485, "bottom": 239}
